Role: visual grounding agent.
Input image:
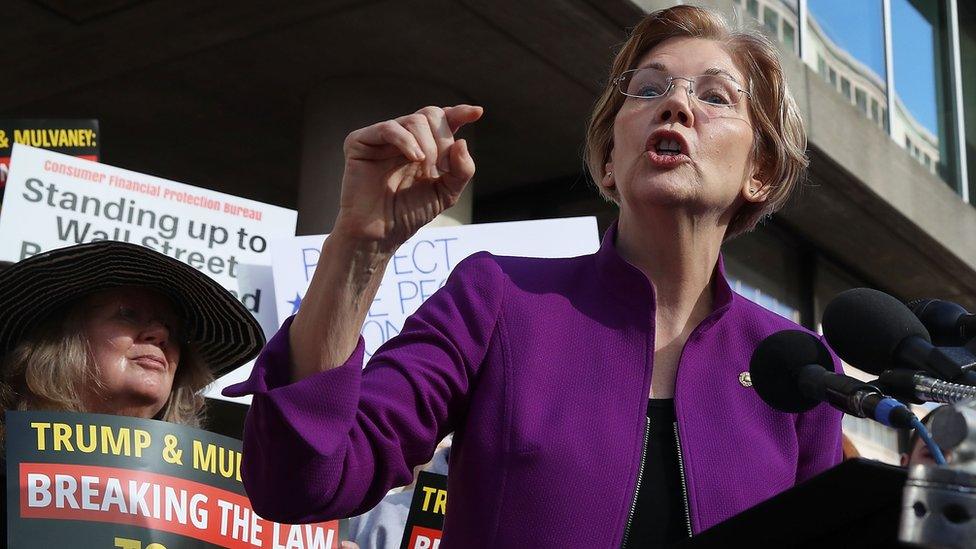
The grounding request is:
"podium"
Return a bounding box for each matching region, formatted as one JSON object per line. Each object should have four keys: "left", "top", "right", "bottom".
{"left": 676, "top": 459, "right": 909, "bottom": 548}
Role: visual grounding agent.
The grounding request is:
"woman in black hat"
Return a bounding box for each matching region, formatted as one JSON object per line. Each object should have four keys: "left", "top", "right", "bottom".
{"left": 0, "top": 240, "right": 265, "bottom": 432}
{"left": 0, "top": 241, "right": 265, "bottom": 542}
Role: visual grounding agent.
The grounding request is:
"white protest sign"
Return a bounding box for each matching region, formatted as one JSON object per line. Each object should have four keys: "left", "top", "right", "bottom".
{"left": 208, "top": 217, "right": 600, "bottom": 402}
{"left": 0, "top": 144, "right": 297, "bottom": 337}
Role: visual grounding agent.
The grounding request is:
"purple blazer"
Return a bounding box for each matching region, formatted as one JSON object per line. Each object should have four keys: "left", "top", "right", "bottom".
{"left": 225, "top": 223, "right": 843, "bottom": 547}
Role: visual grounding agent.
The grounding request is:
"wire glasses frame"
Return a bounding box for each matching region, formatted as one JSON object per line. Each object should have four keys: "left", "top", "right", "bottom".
{"left": 613, "top": 67, "right": 752, "bottom": 112}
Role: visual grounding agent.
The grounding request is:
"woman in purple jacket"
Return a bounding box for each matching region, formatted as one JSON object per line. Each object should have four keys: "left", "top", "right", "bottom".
{"left": 226, "top": 5, "right": 843, "bottom": 547}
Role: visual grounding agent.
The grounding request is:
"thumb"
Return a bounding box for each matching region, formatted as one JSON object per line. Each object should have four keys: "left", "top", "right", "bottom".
{"left": 440, "top": 139, "right": 475, "bottom": 197}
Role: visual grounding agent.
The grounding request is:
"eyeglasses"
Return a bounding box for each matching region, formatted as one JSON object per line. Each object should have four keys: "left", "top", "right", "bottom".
{"left": 614, "top": 67, "right": 751, "bottom": 113}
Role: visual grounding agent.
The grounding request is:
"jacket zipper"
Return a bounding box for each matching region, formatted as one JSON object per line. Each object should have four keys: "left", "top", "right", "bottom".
{"left": 669, "top": 308, "right": 727, "bottom": 540}
{"left": 673, "top": 422, "right": 693, "bottom": 537}
{"left": 620, "top": 416, "right": 650, "bottom": 548}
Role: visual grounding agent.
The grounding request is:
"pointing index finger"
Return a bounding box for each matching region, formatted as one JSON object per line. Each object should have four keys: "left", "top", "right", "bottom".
{"left": 444, "top": 105, "right": 484, "bottom": 134}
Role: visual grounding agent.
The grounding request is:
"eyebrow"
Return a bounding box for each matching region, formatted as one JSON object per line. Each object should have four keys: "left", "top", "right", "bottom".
{"left": 704, "top": 67, "right": 741, "bottom": 83}
{"left": 642, "top": 61, "right": 668, "bottom": 71}
{"left": 638, "top": 62, "right": 742, "bottom": 84}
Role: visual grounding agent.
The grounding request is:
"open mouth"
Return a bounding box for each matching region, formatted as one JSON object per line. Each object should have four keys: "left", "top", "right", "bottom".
{"left": 654, "top": 138, "right": 683, "bottom": 156}
{"left": 645, "top": 130, "right": 690, "bottom": 157}
{"left": 644, "top": 130, "right": 691, "bottom": 167}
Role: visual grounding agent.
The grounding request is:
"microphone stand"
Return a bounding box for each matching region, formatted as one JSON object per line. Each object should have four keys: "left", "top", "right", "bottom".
{"left": 899, "top": 402, "right": 976, "bottom": 547}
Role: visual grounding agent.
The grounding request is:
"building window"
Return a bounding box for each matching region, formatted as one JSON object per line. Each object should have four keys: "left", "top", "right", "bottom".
{"left": 763, "top": 7, "right": 780, "bottom": 36}
{"left": 783, "top": 21, "right": 796, "bottom": 52}
{"left": 747, "top": 0, "right": 759, "bottom": 18}
{"left": 957, "top": 0, "right": 976, "bottom": 202}
{"left": 891, "top": 0, "right": 958, "bottom": 190}
{"left": 723, "top": 226, "right": 807, "bottom": 327}
{"left": 855, "top": 89, "right": 868, "bottom": 115}
{"left": 871, "top": 98, "right": 880, "bottom": 123}
{"left": 805, "top": 1, "right": 888, "bottom": 128}
{"left": 818, "top": 55, "right": 828, "bottom": 79}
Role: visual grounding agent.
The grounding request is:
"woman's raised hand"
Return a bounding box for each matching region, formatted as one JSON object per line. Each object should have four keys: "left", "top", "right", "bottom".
{"left": 333, "top": 105, "right": 483, "bottom": 251}
{"left": 289, "top": 105, "right": 482, "bottom": 380}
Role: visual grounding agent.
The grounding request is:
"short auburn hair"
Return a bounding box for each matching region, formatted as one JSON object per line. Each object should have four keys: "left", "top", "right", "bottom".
{"left": 585, "top": 5, "right": 808, "bottom": 239}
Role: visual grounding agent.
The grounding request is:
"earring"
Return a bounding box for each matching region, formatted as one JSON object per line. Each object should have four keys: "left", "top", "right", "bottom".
{"left": 607, "top": 171, "right": 613, "bottom": 178}
{"left": 749, "top": 187, "right": 756, "bottom": 194}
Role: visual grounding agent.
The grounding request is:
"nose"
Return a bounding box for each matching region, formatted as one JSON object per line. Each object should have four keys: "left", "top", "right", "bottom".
{"left": 656, "top": 79, "right": 695, "bottom": 127}
{"left": 138, "top": 320, "right": 170, "bottom": 347}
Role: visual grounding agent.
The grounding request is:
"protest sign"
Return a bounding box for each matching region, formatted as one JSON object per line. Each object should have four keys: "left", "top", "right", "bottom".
{"left": 0, "top": 144, "right": 297, "bottom": 337}
{"left": 0, "top": 120, "right": 99, "bottom": 194}
{"left": 5, "top": 410, "right": 345, "bottom": 548}
{"left": 208, "top": 217, "right": 600, "bottom": 401}
{"left": 399, "top": 472, "right": 446, "bottom": 549}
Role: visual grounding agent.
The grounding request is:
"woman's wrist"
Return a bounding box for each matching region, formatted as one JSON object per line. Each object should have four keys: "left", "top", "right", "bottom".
{"left": 331, "top": 212, "right": 405, "bottom": 254}
{"left": 288, "top": 229, "right": 392, "bottom": 380}
{"left": 323, "top": 229, "right": 394, "bottom": 280}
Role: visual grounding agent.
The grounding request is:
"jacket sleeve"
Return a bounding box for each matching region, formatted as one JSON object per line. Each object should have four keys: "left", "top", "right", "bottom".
{"left": 794, "top": 334, "right": 845, "bottom": 483}
{"left": 222, "top": 252, "right": 506, "bottom": 523}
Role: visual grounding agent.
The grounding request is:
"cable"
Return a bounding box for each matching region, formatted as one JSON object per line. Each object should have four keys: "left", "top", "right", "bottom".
{"left": 912, "top": 416, "right": 947, "bottom": 465}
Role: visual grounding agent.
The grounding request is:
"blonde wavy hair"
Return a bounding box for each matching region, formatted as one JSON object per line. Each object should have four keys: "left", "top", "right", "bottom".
{"left": 0, "top": 294, "right": 213, "bottom": 444}
{"left": 585, "top": 5, "right": 808, "bottom": 239}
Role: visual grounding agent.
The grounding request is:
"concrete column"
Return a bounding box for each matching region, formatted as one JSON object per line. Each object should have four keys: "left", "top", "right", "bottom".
{"left": 297, "top": 76, "right": 474, "bottom": 235}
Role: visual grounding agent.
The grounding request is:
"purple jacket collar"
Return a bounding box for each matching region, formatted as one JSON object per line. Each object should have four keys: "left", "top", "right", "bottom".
{"left": 595, "top": 220, "right": 735, "bottom": 318}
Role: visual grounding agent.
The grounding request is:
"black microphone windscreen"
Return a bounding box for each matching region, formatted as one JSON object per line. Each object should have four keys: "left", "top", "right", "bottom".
{"left": 908, "top": 298, "right": 970, "bottom": 346}
{"left": 822, "top": 288, "right": 930, "bottom": 374}
{"left": 750, "top": 330, "right": 832, "bottom": 413}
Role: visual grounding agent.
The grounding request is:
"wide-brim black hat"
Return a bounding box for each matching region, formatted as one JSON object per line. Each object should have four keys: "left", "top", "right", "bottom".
{"left": 0, "top": 241, "right": 265, "bottom": 376}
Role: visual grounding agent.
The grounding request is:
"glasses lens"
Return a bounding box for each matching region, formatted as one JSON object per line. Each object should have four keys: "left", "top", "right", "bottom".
{"left": 693, "top": 75, "right": 741, "bottom": 107}
{"left": 622, "top": 68, "right": 669, "bottom": 98}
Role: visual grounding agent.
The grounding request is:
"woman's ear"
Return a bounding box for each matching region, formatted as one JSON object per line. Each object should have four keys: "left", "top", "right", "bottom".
{"left": 743, "top": 171, "right": 771, "bottom": 203}
{"left": 600, "top": 161, "right": 615, "bottom": 192}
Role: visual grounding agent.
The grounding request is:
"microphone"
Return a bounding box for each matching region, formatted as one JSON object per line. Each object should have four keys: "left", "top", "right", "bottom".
{"left": 873, "top": 369, "right": 976, "bottom": 405}
{"left": 750, "top": 330, "right": 916, "bottom": 428}
{"left": 822, "top": 288, "right": 976, "bottom": 386}
{"left": 907, "top": 298, "right": 976, "bottom": 346}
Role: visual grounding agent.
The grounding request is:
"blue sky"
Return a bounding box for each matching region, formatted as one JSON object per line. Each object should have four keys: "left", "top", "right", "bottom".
{"left": 809, "top": 0, "right": 938, "bottom": 134}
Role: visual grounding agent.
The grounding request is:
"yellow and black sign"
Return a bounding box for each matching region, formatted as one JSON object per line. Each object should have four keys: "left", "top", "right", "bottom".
{"left": 0, "top": 119, "right": 100, "bottom": 192}
{"left": 399, "top": 471, "right": 446, "bottom": 549}
{"left": 5, "top": 411, "right": 345, "bottom": 548}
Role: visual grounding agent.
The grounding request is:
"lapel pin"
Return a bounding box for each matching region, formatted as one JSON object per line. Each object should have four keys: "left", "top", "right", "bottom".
{"left": 738, "top": 372, "right": 753, "bottom": 387}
